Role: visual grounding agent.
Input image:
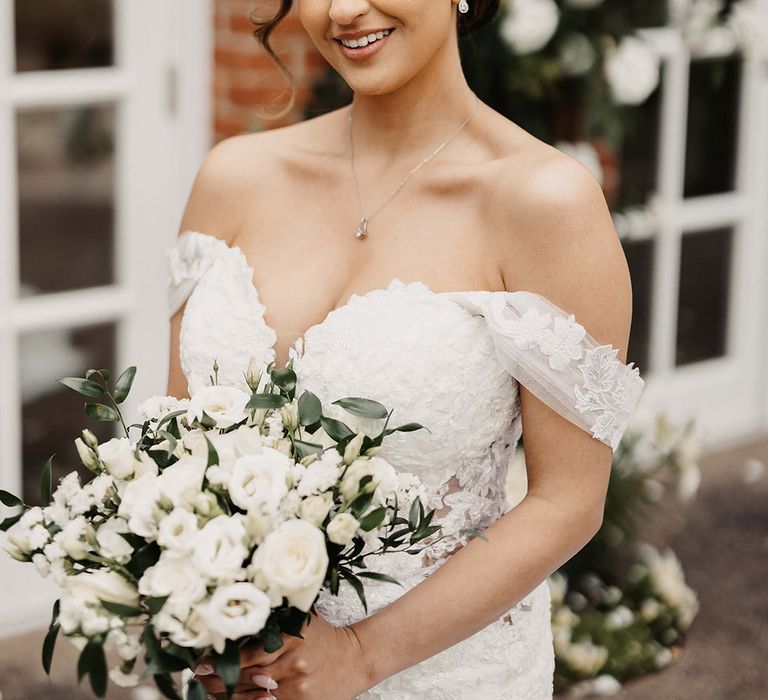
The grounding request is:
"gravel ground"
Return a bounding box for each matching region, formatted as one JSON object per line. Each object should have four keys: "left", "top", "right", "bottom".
{"left": 1, "top": 435, "right": 766, "bottom": 700}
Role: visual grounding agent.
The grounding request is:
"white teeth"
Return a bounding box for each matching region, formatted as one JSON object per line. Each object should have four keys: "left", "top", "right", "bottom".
{"left": 340, "top": 29, "right": 391, "bottom": 49}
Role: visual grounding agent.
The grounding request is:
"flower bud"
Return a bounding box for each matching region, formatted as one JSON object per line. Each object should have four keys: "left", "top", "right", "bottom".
{"left": 343, "top": 431, "right": 366, "bottom": 465}
{"left": 245, "top": 356, "right": 263, "bottom": 393}
{"left": 74, "top": 437, "right": 100, "bottom": 473}
{"left": 82, "top": 428, "right": 99, "bottom": 450}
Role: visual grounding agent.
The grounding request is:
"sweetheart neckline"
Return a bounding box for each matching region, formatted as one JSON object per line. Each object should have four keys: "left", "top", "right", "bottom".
{"left": 178, "top": 229, "right": 511, "bottom": 368}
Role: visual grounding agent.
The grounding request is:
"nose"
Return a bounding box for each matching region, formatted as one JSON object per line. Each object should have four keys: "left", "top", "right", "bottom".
{"left": 328, "top": 0, "right": 370, "bottom": 25}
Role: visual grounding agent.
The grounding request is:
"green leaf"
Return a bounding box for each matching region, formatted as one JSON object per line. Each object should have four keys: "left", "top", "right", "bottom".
{"left": 386, "top": 421, "right": 429, "bottom": 434}
{"left": 156, "top": 409, "right": 188, "bottom": 431}
{"left": 78, "top": 639, "right": 107, "bottom": 697}
{"left": 211, "top": 638, "right": 242, "bottom": 698}
{"left": 459, "top": 527, "right": 489, "bottom": 542}
{"left": 127, "top": 541, "right": 161, "bottom": 578}
{"left": 297, "top": 390, "right": 322, "bottom": 425}
{"left": 42, "top": 615, "right": 60, "bottom": 676}
{"left": 40, "top": 455, "right": 54, "bottom": 506}
{"left": 331, "top": 396, "right": 388, "bottom": 419}
{"left": 84, "top": 403, "right": 121, "bottom": 422}
{"left": 344, "top": 572, "right": 367, "bottom": 614}
{"left": 163, "top": 642, "right": 196, "bottom": 666}
{"left": 0, "top": 490, "right": 23, "bottom": 508}
{"left": 145, "top": 594, "right": 170, "bottom": 615}
{"left": 293, "top": 439, "right": 324, "bottom": 460}
{"left": 57, "top": 377, "right": 104, "bottom": 398}
{"left": 408, "top": 496, "right": 421, "bottom": 529}
{"left": 261, "top": 621, "right": 284, "bottom": 654}
{"left": 358, "top": 506, "right": 387, "bottom": 532}
{"left": 145, "top": 651, "right": 189, "bottom": 675}
{"left": 270, "top": 366, "right": 296, "bottom": 393}
{"left": 153, "top": 672, "right": 182, "bottom": 700}
{"left": 186, "top": 680, "right": 209, "bottom": 700}
{"left": 246, "top": 392, "right": 288, "bottom": 410}
{"left": 85, "top": 368, "right": 111, "bottom": 383}
{"left": 203, "top": 433, "right": 219, "bottom": 468}
{"left": 113, "top": 366, "right": 137, "bottom": 403}
{"left": 319, "top": 415, "right": 356, "bottom": 442}
{"left": 99, "top": 599, "right": 143, "bottom": 617}
{"left": 0, "top": 511, "right": 24, "bottom": 531}
{"left": 356, "top": 571, "right": 402, "bottom": 586}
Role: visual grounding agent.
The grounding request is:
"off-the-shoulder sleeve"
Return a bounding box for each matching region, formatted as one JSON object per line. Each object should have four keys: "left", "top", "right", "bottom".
{"left": 166, "top": 230, "right": 231, "bottom": 318}
{"left": 484, "top": 290, "right": 645, "bottom": 451}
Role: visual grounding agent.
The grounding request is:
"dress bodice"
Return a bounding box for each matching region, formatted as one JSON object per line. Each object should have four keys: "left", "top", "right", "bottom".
{"left": 167, "top": 229, "right": 646, "bottom": 629}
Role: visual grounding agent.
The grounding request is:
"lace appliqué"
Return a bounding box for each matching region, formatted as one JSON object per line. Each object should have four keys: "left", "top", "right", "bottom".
{"left": 487, "top": 291, "right": 645, "bottom": 452}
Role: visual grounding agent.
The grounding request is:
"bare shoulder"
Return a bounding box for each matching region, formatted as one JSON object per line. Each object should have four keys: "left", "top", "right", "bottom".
{"left": 486, "top": 137, "right": 634, "bottom": 359}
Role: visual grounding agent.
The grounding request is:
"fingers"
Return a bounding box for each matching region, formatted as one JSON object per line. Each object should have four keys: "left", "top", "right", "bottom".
{"left": 195, "top": 670, "right": 278, "bottom": 696}
{"left": 240, "top": 639, "right": 293, "bottom": 668}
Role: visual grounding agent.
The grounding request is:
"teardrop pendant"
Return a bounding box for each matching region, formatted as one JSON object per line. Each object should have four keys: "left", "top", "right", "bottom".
{"left": 355, "top": 216, "right": 368, "bottom": 239}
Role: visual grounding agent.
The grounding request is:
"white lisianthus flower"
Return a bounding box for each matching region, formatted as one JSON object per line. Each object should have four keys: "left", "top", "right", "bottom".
{"left": 339, "top": 456, "right": 398, "bottom": 504}
{"left": 228, "top": 450, "right": 291, "bottom": 513}
{"left": 95, "top": 517, "right": 133, "bottom": 564}
{"left": 248, "top": 519, "right": 328, "bottom": 612}
{"left": 136, "top": 394, "right": 189, "bottom": 422}
{"left": 192, "top": 514, "right": 249, "bottom": 582}
{"left": 157, "top": 507, "right": 199, "bottom": 557}
{"left": 604, "top": 604, "right": 634, "bottom": 630}
{"left": 233, "top": 424, "right": 265, "bottom": 456}
{"left": 64, "top": 570, "right": 139, "bottom": 609}
{"left": 604, "top": 35, "right": 661, "bottom": 105}
{"left": 186, "top": 385, "right": 250, "bottom": 429}
{"left": 42, "top": 501, "right": 70, "bottom": 529}
{"left": 296, "top": 454, "right": 343, "bottom": 498}
{"left": 500, "top": 0, "right": 560, "bottom": 55}
{"left": 53, "top": 472, "right": 82, "bottom": 509}
{"left": 547, "top": 572, "right": 568, "bottom": 607}
{"left": 97, "top": 437, "right": 136, "bottom": 479}
{"left": 132, "top": 450, "right": 159, "bottom": 480}
{"left": 202, "top": 583, "right": 272, "bottom": 654}
{"left": 558, "top": 32, "right": 597, "bottom": 76}
{"left": 299, "top": 492, "right": 334, "bottom": 527}
{"left": 108, "top": 668, "right": 140, "bottom": 688}
{"left": 117, "top": 471, "right": 161, "bottom": 538}
{"left": 156, "top": 455, "right": 207, "bottom": 508}
{"left": 155, "top": 602, "right": 213, "bottom": 649}
{"left": 326, "top": 512, "right": 360, "bottom": 546}
{"left": 54, "top": 516, "right": 94, "bottom": 560}
{"left": 89, "top": 473, "right": 116, "bottom": 505}
{"left": 138, "top": 556, "right": 208, "bottom": 605}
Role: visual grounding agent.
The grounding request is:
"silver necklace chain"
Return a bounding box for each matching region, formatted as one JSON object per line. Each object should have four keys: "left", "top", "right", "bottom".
{"left": 349, "top": 93, "right": 480, "bottom": 239}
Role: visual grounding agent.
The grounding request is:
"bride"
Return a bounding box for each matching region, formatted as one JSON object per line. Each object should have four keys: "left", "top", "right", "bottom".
{"left": 166, "top": 0, "right": 645, "bottom": 698}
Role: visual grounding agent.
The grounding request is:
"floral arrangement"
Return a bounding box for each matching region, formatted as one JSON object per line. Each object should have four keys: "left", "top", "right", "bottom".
{"left": 0, "top": 359, "right": 473, "bottom": 699}
{"left": 506, "top": 411, "right": 702, "bottom": 693}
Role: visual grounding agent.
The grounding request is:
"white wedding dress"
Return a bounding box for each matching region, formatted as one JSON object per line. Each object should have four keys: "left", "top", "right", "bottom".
{"left": 168, "top": 230, "right": 646, "bottom": 699}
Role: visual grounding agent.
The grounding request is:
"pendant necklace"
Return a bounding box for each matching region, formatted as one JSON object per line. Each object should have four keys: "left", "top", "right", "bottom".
{"left": 349, "top": 93, "right": 480, "bottom": 239}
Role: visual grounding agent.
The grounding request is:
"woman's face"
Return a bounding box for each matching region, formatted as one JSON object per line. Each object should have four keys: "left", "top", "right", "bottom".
{"left": 299, "top": 1, "right": 458, "bottom": 95}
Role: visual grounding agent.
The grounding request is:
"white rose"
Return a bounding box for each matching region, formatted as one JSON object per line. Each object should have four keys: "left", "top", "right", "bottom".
{"left": 299, "top": 492, "right": 334, "bottom": 527}
{"left": 326, "top": 512, "right": 359, "bottom": 546}
{"left": 138, "top": 556, "right": 208, "bottom": 605}
{"left": 187, "top": 385, "right": 250, "bottom": 429}
{"left": 192, "top": 515, "right": 249, "bottom": 582}
{"left": 97, "top": 437, "right": 136, "bottom": 479}
{"left": 228, "top": 450, "right": 291, "bottom": 513}
{"left": 202, "top": 583, "right": 272, "bottom": 654}
{"left": 500, "top": 0, "right": 560, "bottom": 55}
{"left": 248, "top": 519, "right": 328, "bottom": 611}
{"left": 604, "top": 35, "right": 661, "bottom": 105}
{"left": 157, "top": 507, "right": 199, "bottom": 557}
{"left": 95, "top": 517, "right": 133, "bottom": 564}
{"left": 233, "top": 424, "right": 265, "bottom": 456}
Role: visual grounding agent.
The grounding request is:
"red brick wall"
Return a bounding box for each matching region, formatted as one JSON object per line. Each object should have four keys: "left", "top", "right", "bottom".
{"left": 214, "top": 0, "right": 328, "bottom": 141}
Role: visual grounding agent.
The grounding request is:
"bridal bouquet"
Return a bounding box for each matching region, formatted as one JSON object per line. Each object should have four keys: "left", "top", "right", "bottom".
{"left": 1, "top": 359, "right": 460, "bottom": 699}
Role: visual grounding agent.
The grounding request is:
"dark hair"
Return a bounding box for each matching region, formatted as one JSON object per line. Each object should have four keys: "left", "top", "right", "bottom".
{"left": 248, "top": 0, "right": 501, "bottom": 120}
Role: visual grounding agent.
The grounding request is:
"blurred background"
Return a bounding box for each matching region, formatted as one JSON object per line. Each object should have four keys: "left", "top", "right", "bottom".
{"left": 0, "top": 0, "right": 766, "bottom": 698}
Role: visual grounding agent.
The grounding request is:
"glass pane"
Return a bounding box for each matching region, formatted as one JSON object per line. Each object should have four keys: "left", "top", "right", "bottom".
{"left": 624, "top": 239, "right": 654, "bottom": 374}
{"left": 616, "top": 64, "right": 664, "bottom": 209}
{"left": 676, "top": 227, "right": 733, "bottom": 366}
{"left": 20, "top": 323, "right": 117, "bottom": 506}
{"left": 683, "top": 56, "right": 742, "bottom": 198}
{"left": 14, "top": 0, "right": 114, "bottom": 72}
{"left": 17, "top": 104, "right": 115, "bottom": 298}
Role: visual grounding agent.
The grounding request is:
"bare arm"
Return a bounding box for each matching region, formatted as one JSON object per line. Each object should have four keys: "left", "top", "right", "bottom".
{"left": 350, "top": 154, "right": 634, "bottom": 687}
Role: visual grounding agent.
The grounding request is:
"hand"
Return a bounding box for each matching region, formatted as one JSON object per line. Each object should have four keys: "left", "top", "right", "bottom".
{"left": 193, "top": 612, "right": 373, "bottom": 700}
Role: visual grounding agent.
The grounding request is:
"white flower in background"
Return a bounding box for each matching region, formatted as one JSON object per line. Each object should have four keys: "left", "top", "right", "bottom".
{"left": 604, "top": 35, "right": 661, "bottom": 105}
{"left": 95, "top": 517, "right": 133, "bottom": 564}
{"left": 604, "top": 604, "right": 634, "bottom": 629}
{"left": 136, "top": 394, "right": 189, "bottom": 422}
{"left": 555, "top": 141, "right": 604, "bottom": 186}
{"left": 296, "top": 452, "right": 343, "bottom": 498}
{"left": 500, "top": 0, "right": 560, "bottom": 55}
{"left": 588, "top": 674, "right": 623, "bottom": 695}
{"left": 561, "top": 638, "right": 609, "bottom": 675}
{"left": 192, "top": 514, "right": 249, "bottom": 583}
{"left": 640, "top": 597, "right": 662, "bottom": 622}
{"left": 202, "top": 583, "right": 272, "bottom": 654}
{"left": 228, "top": 449, "right": 291, "bottom": 513}
{"left": 248, "top": 518, "right": 328, "bottom": 611}
{"left": 157, "top": 507, "right": 199, "bottom": 557}
{"left": 558, "top": 32, "right": 597, "bottom": 76}
{"left": 108, "top": 668, "right": 140, "bottom": 688}
{"left": 186, "top": 385, "right": 250, "bottom": 429}
{"left": 547, "top": 572, "right": 567, "bottom": 607}
{"left": 139, "top": 555, "right": 208, "bottom": 605}
{"left": 565, "top": 0, "right": 605, "bottom": 8}
{"left": 553, "top": 605, "right": 579, "bottom": 629}
{"left": 654, "top": 646, "right": 673, "bottom": 668}
{"left": 638, "top": 544, "right": 699, "bottom": 627}
{"left": 728, "top": 0, "right": 768, "bottom": 61}
{"left": 97, "top": 437, "right": 135, "bottom": 479}
{"left": 676, "top": 431, "right": 702, "bottom": 500}
{"left": 326, "top": 512, "right": 360, "bottom": 546}
{"left": 299, "top": 492, "right": 334, "bottom": 527}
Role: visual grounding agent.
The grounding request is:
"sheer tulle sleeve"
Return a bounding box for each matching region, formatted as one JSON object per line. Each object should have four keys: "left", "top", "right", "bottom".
{"left": 166, "top": 230, "right": 231, "bottom": 318}
{"left": 484, "top": 290, "right": 645, "bottom": 451}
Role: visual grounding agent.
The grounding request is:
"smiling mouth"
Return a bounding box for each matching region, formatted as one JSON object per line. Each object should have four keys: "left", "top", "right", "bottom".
{"left": 334, "top": 28, "right": 396, "bottom": 49}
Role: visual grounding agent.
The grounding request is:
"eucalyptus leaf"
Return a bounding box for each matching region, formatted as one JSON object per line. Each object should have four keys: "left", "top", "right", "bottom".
{"left": 344, "top": 572, "right": 367, "bottom": 614}
{"left": 85, "top": 403, "right": 121, "bottom": 422}
{"left": 246, "top": 392, "right": 288, "bottom": 410}
{"left": 293, "top": 439, "right": 324, "bottom": 460}
{"left": 358, "top": 506, "right": 386, "bottom": 531}
{"left": 0, "top": 511, "right": 24, "bottom": 531}
{"left": 40, "top": 455, "right": 54, "bottom": 506}
{"left": 186, "top": 679, "right": 209, "bottom": 700}
{"left": 211, "top": 638, "right": 242, "bottom": 697}
{"left": 331, "top": 396, "right": 388, "bottom": 419}
{"left": 0, "top": 490, "right": 23, "bottom": 508}
{"left": 271, "top": 366, "right": 297, "bottom": 393}
{"left": 356, "top": 571, "right": 402, "bottom": 586}
{"left": 113, "top": 366, "right": 137, "bottom": 404}
{"left": 297, "top": 390, "right": 322, "bottom": 425}
{"left": 57, "top": 377, "right": 104, "bottom": 398}
{"left": 99, "top": 599, "right": 143, "bottom": 617}
{"left": 153, "top": 672, "right": 182, "bottom": 700}
{"left": 41, "top": 622, "right": 59, "bottom": 675}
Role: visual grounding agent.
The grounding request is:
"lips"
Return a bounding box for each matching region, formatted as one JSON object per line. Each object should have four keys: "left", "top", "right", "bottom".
{"left": 334, "top": 28, "right": 395, "bottom": 60}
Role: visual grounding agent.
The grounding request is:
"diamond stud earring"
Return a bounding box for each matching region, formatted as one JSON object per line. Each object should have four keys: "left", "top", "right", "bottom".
{"left": 458, "top": 0, "right": 469, "bottom": 13}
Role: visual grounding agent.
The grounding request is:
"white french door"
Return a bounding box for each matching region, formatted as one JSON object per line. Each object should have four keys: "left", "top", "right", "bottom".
{"left": 0, "top": 0, "right": 212, "bottom": 636}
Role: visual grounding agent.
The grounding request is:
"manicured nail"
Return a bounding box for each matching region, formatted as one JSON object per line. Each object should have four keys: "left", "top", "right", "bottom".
{"left": 196, "top": 662, "right": 214, "bottom": 675}
{"left": 251, "top": 674, "right": 278, "bottom": 689}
